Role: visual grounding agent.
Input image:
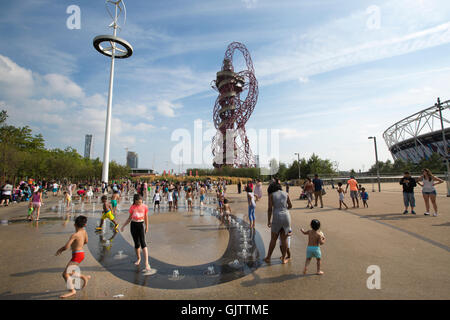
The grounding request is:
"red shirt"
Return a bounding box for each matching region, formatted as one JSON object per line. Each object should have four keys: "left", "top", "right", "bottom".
{"left": 129, "top": 204, "right": 148, "bottom": 222}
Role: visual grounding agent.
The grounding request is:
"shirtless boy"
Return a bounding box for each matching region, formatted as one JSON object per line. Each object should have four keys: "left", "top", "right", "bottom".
{"left": 111, "top": 191, "right": 120, "bottom": 215}
{"left": 55, "top": 215, "right": 91, "bottom": 298}
{"left": 301, "top": 219, "right": 326, "bottom": 275}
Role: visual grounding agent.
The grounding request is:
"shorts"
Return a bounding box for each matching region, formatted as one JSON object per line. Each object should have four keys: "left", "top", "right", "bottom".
{"left": 306, "top": 246, "right": 321, "bottom": 259}
{"left": 102, "top": 210, "right": 115, "bottom": 221}
{"left": 218, "top": 201, "right": 223, "bottom": 208}
{"left": 52, "top": 188, "right": 57, "bottom": 193}
{"left": 339, "top": 193, "right": 345, "bottom": 201}
{"left": 350, "top": 190, "right": 358, "bottom": 199}
{"left": 422, "top": 190, "right": 437, "bottom": 195}
{"left": 200, "top": 195, "right": 205, "bottom": 202}
{"left": 111, "top": 199, "right": 117, "bottom": 208}
{"left": 32, "top": 202, "right": 41, "bottom": 207}
{"left": 71, "top": 251, "right": 85, "bottom": 263}
{"left": 154, "top": 200, "right": 160, "bottom": 205}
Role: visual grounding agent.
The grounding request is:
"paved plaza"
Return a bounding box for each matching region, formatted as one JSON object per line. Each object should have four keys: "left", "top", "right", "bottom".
{"left": 0, "top": 183, "right": 449, "bottom": 300}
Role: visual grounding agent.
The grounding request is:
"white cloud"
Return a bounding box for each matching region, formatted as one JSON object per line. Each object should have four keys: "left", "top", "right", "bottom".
{"left": 42, "top": 73, "right": 84, "bottom": 99}
{"left": 0, "top": 54, "right": 34, "bottom": 99}
{"left": 156, "top": 100, "right": 183, "bottom": 118}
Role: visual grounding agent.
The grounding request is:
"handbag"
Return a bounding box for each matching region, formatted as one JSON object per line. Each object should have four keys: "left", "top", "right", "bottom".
{"left": 321, "top": 188, "right": 326, "bottom": 196}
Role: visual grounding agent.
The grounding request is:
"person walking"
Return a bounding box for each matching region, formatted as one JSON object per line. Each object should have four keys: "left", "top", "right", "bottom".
{"left": 345, "top": 176, "right": 359, "bottom": 208}
{"left": 417, "top": 168, "right": 444, "bottom": 216}
{"left": 399, "top": 171, "right": 417, "bottom": 215}
{"left": 303, "top": 177, "right": 314, "bottom": 209}
{"left": 312, "top": 174, "right": 324, "bottom": 208}
{"left": 264, "top": 181, "right": 293, "bottom": 265}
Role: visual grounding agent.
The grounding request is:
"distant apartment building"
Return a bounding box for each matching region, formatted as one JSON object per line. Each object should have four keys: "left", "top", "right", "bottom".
{"left": 127, "top": 151, "right": 138, "bottom": 168}
{"left": 84, "top": 134, "right": 93, "bottom": 159}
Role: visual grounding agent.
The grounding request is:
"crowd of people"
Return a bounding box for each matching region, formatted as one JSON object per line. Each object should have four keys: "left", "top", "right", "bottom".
{"left": 1, "top": 169, "right": 444, "bottom": 298}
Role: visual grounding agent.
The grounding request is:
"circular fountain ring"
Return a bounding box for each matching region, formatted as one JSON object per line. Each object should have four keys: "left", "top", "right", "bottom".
{"left": 86, "top": 203, "right": 265, "bottom": 290}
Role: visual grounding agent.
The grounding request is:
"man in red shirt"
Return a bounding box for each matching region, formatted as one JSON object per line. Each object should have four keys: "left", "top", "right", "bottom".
{"left": 345, "top": 176, "right": 359, "bottom": 208}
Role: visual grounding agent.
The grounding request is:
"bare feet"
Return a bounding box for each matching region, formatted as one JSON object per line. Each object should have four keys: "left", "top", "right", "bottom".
{"left": 264, "top": 257, "right": 271, "bottom": 264}
{"left": 281, "top": 258, "right": 289, "bottom": 264}
{"left": 134, "top": 259, "right": 141, "bottom": 266}
{"left": 303, "top": 268, "right": 307, "bottom": 275}
{"left": 316, "top": 271, "right": 324, "bottom": 275}
{"left": 60, "top": 289, "right": 76, "bottom": 299}
{"left": 82, "top": 275, "right": 91, "bottom": 289}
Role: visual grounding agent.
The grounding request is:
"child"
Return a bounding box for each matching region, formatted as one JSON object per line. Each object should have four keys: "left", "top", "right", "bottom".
{"left": 301, "top": 219, "right": 325, "bottom": 275}
{"left": 64, "top": 191, "right": 71, "bottom": 210}
{"left": 361, "top": 187, "right": 369, "bottom": 208}
{"left": 217, "top": 190, "right": 224, "bottom": 215}
{"left": 111, "top": 191, "right": 120, "bottom": 215}
{"left": 121, "top": 194, "right": 152, "bottom": 273}
{"left": 186, "top": 188, "right": 193, "bottom": 211}
{"left": 153, "top": 190, "right": 161, "bottom": 211}
{"left": 27, "top": 202, "right": 34, "bottom": 221}
{"left": 96, "top": 195, "right": 119, "bottom": 232}
{"left": 55, "top": 215, "right": 91, "bottom": 299}
{"left": 223, "top": 198, "right": 232, "bottom": 224}
{"left": 168, "top": 189, "right": 173, "bottom": 211}
{"left": 30, "top": 188, "right": 43, "bottom": 221}
{"left": 337, "top": 182, "right": 348, "bottom": 210}
{"left": 280, "top": 228, "right": 292, "bottom": 261}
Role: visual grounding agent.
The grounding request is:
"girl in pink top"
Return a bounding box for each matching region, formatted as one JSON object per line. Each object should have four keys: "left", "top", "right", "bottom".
{"left": 30, "top": 189, "right": 43, "bottom": 221}
{"left": 121, "top": 194, "right": 151, "bottom": 273}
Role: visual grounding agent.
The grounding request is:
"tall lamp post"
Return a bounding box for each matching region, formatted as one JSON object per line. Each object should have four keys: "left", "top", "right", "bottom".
{"left": 294, "top": 152, "right": 301, "bottom": 181}
{"left": 93, "top": 0, "right": 133, "bottom": 184}
{"left": 368, "top": 136, "right": 381, "bottom": 192}
{"left": 435, "top": 97, "right": 450, "bottom": 197}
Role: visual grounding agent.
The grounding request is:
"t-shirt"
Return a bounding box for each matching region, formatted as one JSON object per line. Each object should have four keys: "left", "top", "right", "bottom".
{"left": 2, "top": 184, "right": 12, "bottom": 195}
{"left": 347, "top": 179, "right": 358, "bottom": 191}
{"left": 53, "top": 183, "right": 58, "bottom": 189}
{"left": 361, "top": 192, "right": 369, "bottom": 200}
{"left": 129, "top": 204, "right": 148, "bottom": 222}
{"left": 399, "top": 177, "right": 416, "bottom": 193}
{"left": 312, "top": 178, "right": 323, "bottom": 191}
{"left": 154, "top": 193, "right": 161, "bottom": 201}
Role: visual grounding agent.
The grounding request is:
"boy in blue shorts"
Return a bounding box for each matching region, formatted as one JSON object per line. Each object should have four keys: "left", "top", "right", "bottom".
{"left": 301, "top": 219, "right": 325, "bottom": 275}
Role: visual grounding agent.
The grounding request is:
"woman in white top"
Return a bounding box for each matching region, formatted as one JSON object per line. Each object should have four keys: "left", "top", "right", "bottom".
{"left": 417, "top": 168, "right": 444, "bottom": 216}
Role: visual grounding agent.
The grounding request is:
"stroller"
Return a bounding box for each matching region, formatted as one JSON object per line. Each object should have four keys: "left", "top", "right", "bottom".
{"left": 299, "top": 191, "right": 308, "bottom": 200}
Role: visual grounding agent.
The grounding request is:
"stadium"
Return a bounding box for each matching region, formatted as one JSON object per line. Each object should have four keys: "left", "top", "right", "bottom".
{"left": 383, "top": 100, "right": 450, "bottom": 163}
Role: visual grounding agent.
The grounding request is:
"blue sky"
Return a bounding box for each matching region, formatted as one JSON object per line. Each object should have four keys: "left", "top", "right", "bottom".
{"left": 1, "top": 0, "right": 450, "bottom": 173}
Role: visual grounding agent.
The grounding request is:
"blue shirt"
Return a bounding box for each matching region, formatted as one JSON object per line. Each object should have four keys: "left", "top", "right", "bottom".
{"left": 361, "top": 192, "right": 369, "bottom": 200}
{"left": 312, "top": 178, "right": 323, "bottom": 191}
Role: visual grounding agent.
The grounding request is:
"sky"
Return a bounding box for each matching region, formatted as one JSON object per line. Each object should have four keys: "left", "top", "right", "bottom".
{"left": 0, "top": 0, "right": 450, "bottom": 174}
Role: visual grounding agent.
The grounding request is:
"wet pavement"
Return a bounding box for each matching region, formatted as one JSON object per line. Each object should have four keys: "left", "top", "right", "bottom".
{"left": 0, "top": 184, "right": 449, "bottom": 300}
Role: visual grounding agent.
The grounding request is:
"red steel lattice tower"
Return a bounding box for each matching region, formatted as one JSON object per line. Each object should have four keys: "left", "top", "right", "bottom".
{"left": 211, "top": 42, "right": 259, "bottom": 168}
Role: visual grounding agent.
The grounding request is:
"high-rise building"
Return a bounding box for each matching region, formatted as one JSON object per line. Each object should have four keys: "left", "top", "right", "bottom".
{"left": 84, "top": 134, "right": 93, "bottom": 159}
{"left": 127, "top": 151, "right": 138, "bottom": 169}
